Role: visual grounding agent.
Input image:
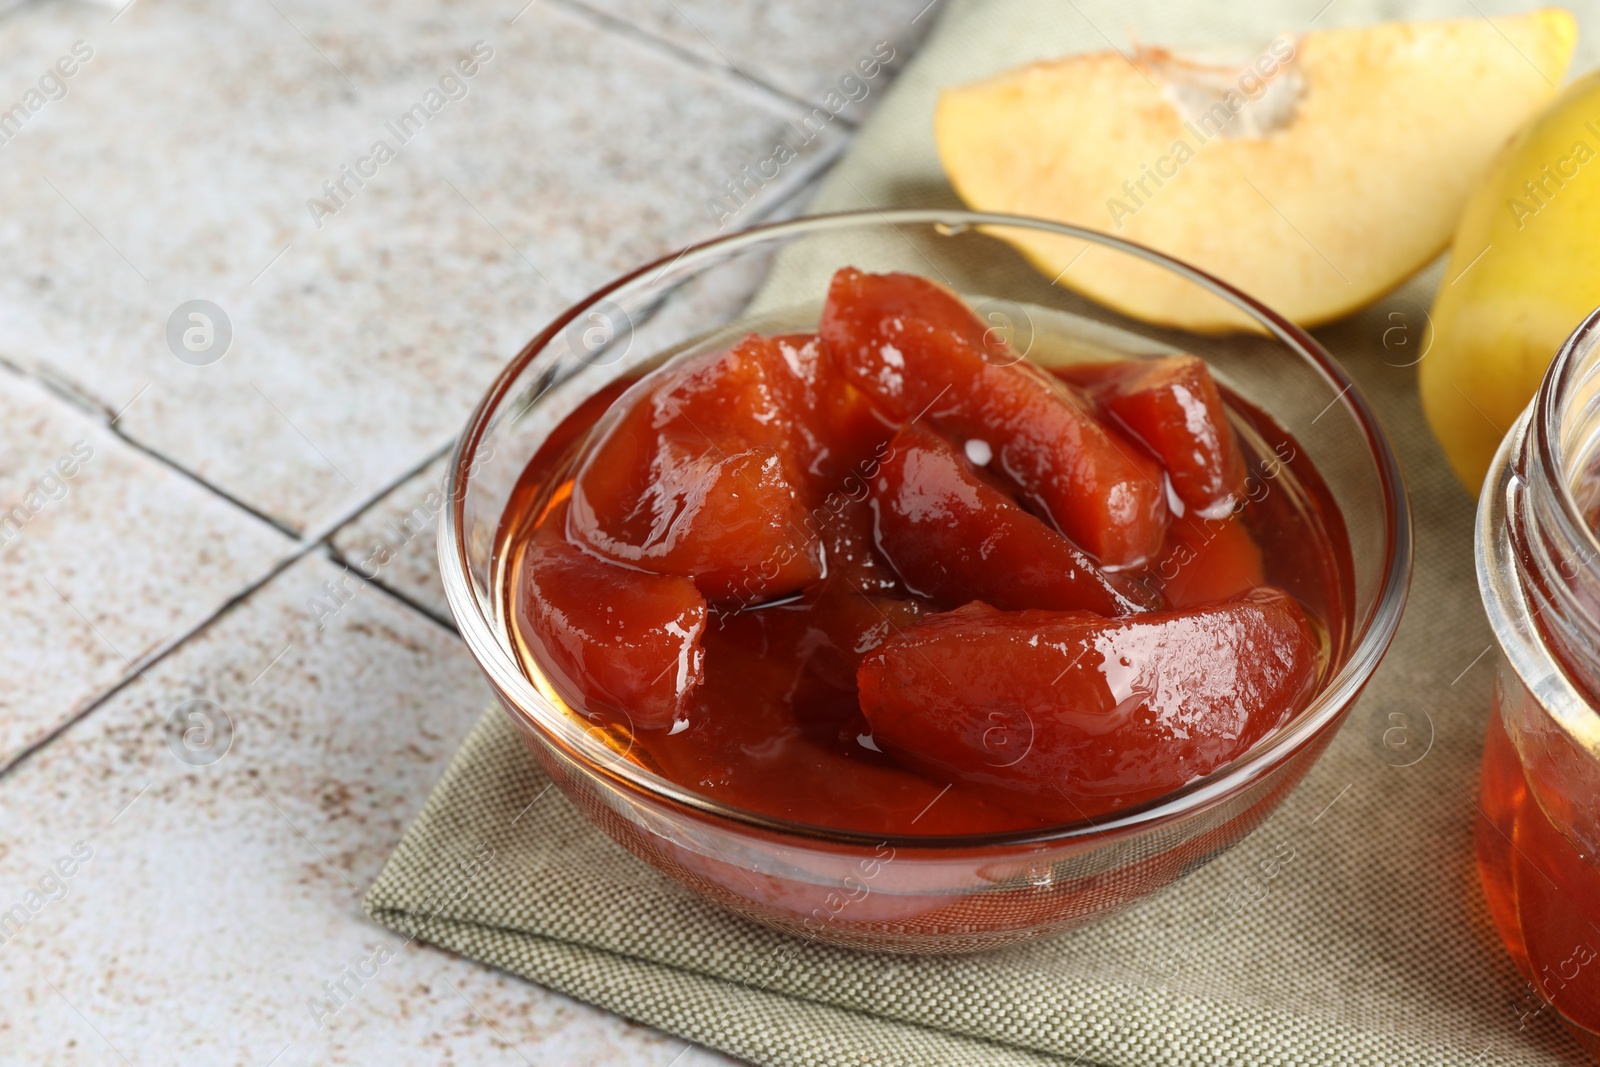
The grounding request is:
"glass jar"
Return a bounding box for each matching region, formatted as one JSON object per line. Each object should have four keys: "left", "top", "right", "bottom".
{"left": 1476, "top": 307, "right": 1600, "bottom": 1058}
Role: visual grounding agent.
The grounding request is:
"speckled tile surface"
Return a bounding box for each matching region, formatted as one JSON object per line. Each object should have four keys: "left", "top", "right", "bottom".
{"left": 322, "top": 173, "right": 827, "bottom": 629}
{"left": 0, "top": 364, "right": 292, "bottom": 770}
{"left": 0, "top": 552, "right": 738, "bottom": 1066}
{"left": 0, "top": 0, "right": 844, "bottom": 536}
{"left": 324, "top": 165, "right": 825, "bottom": 630}
{"left": 572, "top": 0, "right": 935, "bottom": 108}
{"left": 329, "top": 451, "right": 454, "bottom": 624}
{"left": 0, "top": 0, "right": 909, "bottom": 1060}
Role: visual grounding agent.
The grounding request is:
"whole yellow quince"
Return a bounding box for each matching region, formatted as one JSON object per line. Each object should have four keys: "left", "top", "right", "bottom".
{"left": 1422, "top": 68, "right": 1600, "bottom": 493}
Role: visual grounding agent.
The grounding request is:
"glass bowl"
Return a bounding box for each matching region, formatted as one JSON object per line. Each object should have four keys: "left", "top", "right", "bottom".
{"left": 440, "top": 210, "right": 1412, "bottom": 954}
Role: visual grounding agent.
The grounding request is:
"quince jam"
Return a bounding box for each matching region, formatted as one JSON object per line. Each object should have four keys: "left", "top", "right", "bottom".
{"left": 501, "top": 269, "right": 1346, "bottom": 835}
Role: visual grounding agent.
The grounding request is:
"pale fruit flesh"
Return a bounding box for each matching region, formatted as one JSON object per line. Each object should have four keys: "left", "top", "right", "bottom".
{"left": 936, "top": 11, "right": 1577, "bottom": 332}
{"left": 1421, "top": 67, "right": 1600, "bottom": 493}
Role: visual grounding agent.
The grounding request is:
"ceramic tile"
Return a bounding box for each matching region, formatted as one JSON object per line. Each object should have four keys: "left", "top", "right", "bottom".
{"left": 0, "top": 0, "right": 844, "bottom": 536}
{"left": 329, "top": 451, "right": 453, "bottom": 624}
{"left": 0, "top": 1, "right": 899, "bottom": 1059}
{"left": 0, "top": 550, "right": 740, "bottom": 1066}
{"left": 0, "top": 364, "right": 292, "bottom": 769}
{"left": 571, "top": 0, "right": 934, "bottom": 112}
{"left": 320, "top": 170, "right": 829, "bottom": 628}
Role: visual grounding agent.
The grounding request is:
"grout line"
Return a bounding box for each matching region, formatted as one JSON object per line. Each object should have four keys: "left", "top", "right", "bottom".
{"left": 312, "top": 541, "right": 460, "bottom": 635}
{"left": 0, "top": 145, "right": 835, "bottom": 782}
{"left": 0, "top": 34, "right": 860, "bottom": 782}
{"left": 0, "top": 355, "right": 464, "bottom": 549}
{"left": 0, "top": 353, "right": 115, "bottom": 421}
{"left": 294, "top": 433, "right": 460, "bottom": 548}
{"left": 769, "top": 131, "right": 852, "bottom": 203}
{"left": 312, "top": 438, "right": 456, "bottom": 535}
{"left": 0, "top": 147, "right": 841, "bottom": 781}
{"left": 0, "top": 355, "right": 306, "bottom": 541}
{"left": 543, "top": 0, "right": 860, "bottom": 128}
{"left": 0, "top": 537, "right": 320, "bottom": 781}
{"left": 660, "top": 0, "right": 801, "bottom": 115}
{"left": 0, "top": 431, "right": 468, "bottom": 783}
{"left": 0, "top": 86, "right": 841, "bottom": 563}
{"left": 101, "top": 421, "right": 306, "bottom": 541}
{"left": 355, "top": 571, "right": 459, "bottom": 635}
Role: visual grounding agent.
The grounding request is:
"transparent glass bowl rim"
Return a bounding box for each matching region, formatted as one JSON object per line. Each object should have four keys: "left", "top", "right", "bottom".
{"left": 440, "top": 208, "right": 1414, "bottom": 850}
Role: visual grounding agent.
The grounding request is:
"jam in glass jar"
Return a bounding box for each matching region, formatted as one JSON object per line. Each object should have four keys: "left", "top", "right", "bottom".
{"left": 1476, "top": 306, "right": 1600, "bottom": 1059}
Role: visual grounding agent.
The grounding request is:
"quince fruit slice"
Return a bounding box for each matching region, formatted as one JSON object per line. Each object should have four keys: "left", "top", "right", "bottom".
{"left": 936, "top": 11, "right": 1576, "bottom": 331}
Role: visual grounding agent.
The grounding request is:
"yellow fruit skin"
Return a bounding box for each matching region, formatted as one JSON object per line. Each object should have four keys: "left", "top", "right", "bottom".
{"left": 1422, "top": 68, "right": 1600, "bottom": 494}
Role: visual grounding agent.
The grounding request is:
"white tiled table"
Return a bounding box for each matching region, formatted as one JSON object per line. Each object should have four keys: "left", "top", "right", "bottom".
{"left": 0, "top": 1, "right": 932, "bottom": 1061}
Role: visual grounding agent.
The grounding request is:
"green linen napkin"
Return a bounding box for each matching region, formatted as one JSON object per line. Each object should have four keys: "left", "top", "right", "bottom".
{"left": 366, "top": 1, "right": 1600, "bottom": 1063}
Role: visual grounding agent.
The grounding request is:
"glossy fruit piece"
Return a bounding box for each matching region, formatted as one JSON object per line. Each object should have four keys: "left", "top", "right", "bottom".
{"left": 770, "top": 332, "right": 895, "bottom": 485}
{"left": 798, "top": 592, "right": 929, "bottom": 693}
{"left": 643, "top": 616, "right": 1033, "bottom": 835}
{"left": 576, "top": 445, "right": 819, "bottom": 604}
{"left": 710, "top": 584, "right": 928, "bottom": 702}
{"left": 857, "top": 589, "right": 1320, "bottom": 820}
{"left": 515, "top": 502, "right": 707, "bottom": 728}
{"left": 646, "top": 332, "right": 809, "bottom": 454}
{"left": 1067, "top": 356, "right": 1245, "bottom": 515}
{"left": 870, "top": 423, "right": 1155, "bottom": 614}
{"left": 1147, "top": 512, "right": 1264, "bottom": 609}
{"left": 766, "top": 487, "right": 930, "bottom": 692}
{"left": 712, "top": 533, "right": 928, "bottom": 695}
{"left": 770, "top": 362, "right": 898, "bottom": 601}
{"left": 568, "top": 333, "right": 822, "bottom": 602}
{"left": 814, "top": 491, "right": 902, "bottom": 594}
{"left": 819, "top": 268, "right": 1168, "bottom": 566}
